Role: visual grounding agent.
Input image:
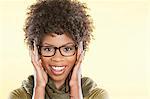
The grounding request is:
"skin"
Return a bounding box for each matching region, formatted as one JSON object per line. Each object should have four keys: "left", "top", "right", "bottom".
{"left": 30, "top": 33, "right": 84, "bottom": 99}
{"left": 41, "top": 33, "right": 77, "bottom": 88}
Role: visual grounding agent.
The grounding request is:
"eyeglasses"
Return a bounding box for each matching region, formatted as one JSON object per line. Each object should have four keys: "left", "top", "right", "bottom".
{"left": 38, "top": 44, "right": 77, "bottom": 57}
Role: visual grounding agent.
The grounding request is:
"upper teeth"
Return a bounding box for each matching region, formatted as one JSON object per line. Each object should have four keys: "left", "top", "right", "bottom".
{"left": 52, "top": 66, "right": 65, "bottom": 71}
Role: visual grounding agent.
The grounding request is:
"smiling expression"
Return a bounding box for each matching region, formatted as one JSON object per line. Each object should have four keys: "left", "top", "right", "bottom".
{"left": 40, "top": 33, "right": 77, "bottom": 83}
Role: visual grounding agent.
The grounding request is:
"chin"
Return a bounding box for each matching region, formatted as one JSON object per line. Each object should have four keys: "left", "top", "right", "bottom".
{"left": 48, "top": 72, "right": 68, "bottom": 82}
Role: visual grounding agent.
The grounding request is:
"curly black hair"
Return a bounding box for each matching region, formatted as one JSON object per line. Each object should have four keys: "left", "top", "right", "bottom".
{"left": 24, "top": 0, "right": 93, "bottom": 51}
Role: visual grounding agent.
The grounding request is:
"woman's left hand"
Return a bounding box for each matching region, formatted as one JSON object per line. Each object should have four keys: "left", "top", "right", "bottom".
{"left": 69, "top": 42, "right": 84, "bottom": 99}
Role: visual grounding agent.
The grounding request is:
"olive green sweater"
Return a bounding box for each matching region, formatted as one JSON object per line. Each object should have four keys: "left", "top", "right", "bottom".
{"left": 8, "top": 75, "right": 108, "bottom": 99}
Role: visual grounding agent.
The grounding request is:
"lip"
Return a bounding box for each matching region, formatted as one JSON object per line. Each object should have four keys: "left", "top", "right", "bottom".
{"left": 49, "top": 65, "right": 66, "bottom": 75}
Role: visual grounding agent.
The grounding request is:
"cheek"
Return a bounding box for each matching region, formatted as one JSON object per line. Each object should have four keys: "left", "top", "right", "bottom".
{"left": 40, "top": 57, "right": 49, "bottom": 67}
{"left": 68, "top": 56, "right": 77, "bottom": 65}
{"left": 40, "top": 55, "right": 77, "bottom": 66}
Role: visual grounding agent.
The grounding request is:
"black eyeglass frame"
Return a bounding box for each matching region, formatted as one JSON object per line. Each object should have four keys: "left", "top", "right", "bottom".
{"left": 37, "top": 44, "right": 77, "bottom": 57}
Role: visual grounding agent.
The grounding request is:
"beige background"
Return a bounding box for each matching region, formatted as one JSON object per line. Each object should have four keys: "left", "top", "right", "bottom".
{"left": 0, "top": 0, "right": 150, "bottom": 99}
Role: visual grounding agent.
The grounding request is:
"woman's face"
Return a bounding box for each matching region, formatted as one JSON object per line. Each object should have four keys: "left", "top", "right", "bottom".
{"left": 40, "top": 33, "right": 77, "bottom": 82}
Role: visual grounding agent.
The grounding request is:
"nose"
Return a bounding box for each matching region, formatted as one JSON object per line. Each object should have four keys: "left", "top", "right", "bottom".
{"left": 51, "top": 49, "right": 64, "bottom": 61}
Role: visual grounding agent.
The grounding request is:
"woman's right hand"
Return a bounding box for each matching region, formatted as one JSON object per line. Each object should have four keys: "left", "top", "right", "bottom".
{"left": 30, "top": 43, "right": 48, "bottom": 87}
{"left": 30, "top": 43, "right": 48, "bottom": 99}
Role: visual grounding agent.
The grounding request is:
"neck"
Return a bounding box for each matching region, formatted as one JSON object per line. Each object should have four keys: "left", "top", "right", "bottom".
{"left": 54, "top": 80, "right": 65, "bottom": 90}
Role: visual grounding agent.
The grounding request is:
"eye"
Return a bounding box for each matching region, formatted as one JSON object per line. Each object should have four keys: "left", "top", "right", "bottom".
{"left": 42, "top": 47, "right": 54, "bottom": 52}
{"left": 63, "top": 46, "right": 75, "bottom": 52}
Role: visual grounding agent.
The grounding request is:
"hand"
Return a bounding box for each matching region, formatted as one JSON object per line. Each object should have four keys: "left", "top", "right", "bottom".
{"left": 69, "top": 42, "right": 84, "bottom": 99}
{"left": 30, "top": 43, "right": 48, "bottom": 99}
{"left": 30, "top": 42, "right": 48, "bottom": 88}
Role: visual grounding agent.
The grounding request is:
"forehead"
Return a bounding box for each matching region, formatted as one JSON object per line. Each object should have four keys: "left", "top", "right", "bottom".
{"left": 41, "top": 33, "right": 75, "bottom": 46}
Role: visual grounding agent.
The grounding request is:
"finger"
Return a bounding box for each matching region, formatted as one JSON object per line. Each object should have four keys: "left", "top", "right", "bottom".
{"left": 73, "top": 41, "right": 84, "bottom": 74}
{"left": 34, "top": 42, "right": 40, "bottom": 62}
{"left": 74, "top": 51, "right": 84, "bottom": 72}
{"left": 70, "top": 52, "right": 84, "bottom": 81}
{"left": 33, "top": 42, "right": 43, "bottom": 68}
{"left": 30, "top": 48, "right": 42, "bottom": 72}
{"left": 31, "top": 51, "right": 46, "bottom": 78}
{"left": 75, "top": 41, "right": 84, "bottom": 69}
{"left": 77, "top": 42, "right": 83, "bottom": 60}
{"left": 30, "top": 49, "right": 40, "bottom": 70}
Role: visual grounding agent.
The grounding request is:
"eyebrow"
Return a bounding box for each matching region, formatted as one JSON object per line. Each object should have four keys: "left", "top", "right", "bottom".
{"left": 42, "top": 42, "right": 75, "bottom": 47}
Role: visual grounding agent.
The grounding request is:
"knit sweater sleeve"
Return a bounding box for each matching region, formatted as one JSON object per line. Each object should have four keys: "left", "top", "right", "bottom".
{"left": 82, "top": 77, "right": 109, "bottom": 99}
{"left": 8, "top": 87, "right": 31, "bottom": 99}
{"left": 84, "top": 88, "right": 108, "bottom": 99}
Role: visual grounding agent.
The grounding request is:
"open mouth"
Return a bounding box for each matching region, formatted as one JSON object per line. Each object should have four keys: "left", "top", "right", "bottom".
{"left": 51, "top": 66, "right": 66, "bottom": 75}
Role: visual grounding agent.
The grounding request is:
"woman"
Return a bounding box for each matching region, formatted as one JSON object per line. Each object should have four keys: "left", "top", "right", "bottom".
{"left": 9, "top": 0, "right": 108, "bottom": 99}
